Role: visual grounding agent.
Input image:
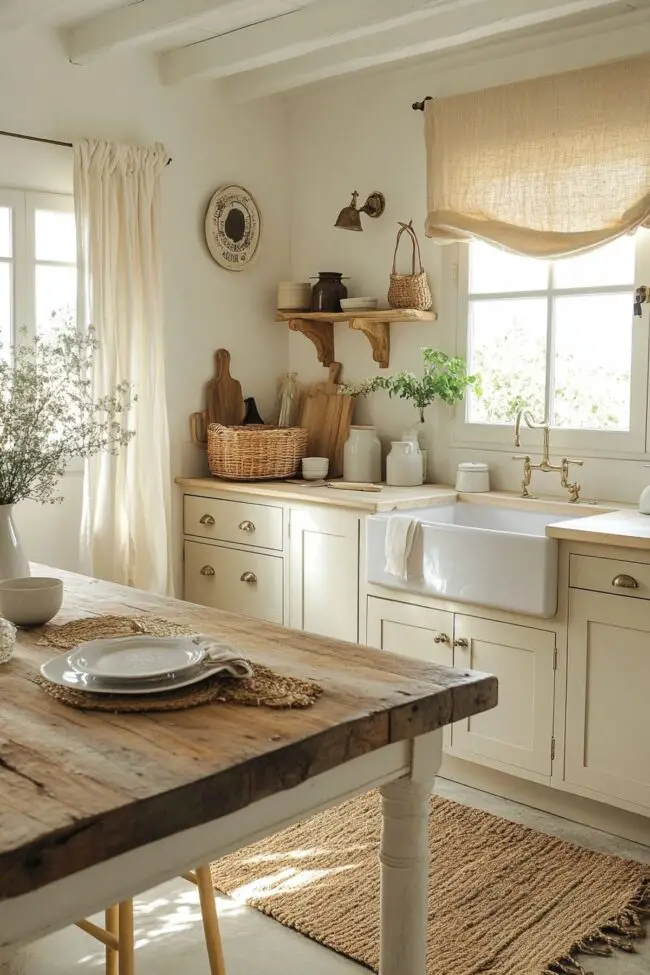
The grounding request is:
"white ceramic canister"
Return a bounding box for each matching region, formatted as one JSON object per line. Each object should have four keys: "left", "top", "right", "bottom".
{"left": 343, "top": 426, "right": 382, "bottom": 483}
{"left": 386, "top": 441, "right": 423, "bottom": 487}
{"left": 277, "top": 281, "right": 311, "bottom": 311}
{"left": 455, "top": 461, "right": 490, "bottom": 493}
{"left": 402, "top": 426, "right": 427, "bottom": 481}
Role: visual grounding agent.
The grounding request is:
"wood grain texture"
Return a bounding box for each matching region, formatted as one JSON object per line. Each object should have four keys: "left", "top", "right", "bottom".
{"left": 276, "top": 310, "right": 437, "bottom": 323}
{"left": 300, "top": 363, "right": 353, "bottom": 477}
{"left": 286, "top": 318, "right": 334, "bottom": 366}
{"left": 207, "top": 349, "right": 245, "bottom": 426}
{"left": 0, "top": 566, "right": 496, "bottom": 902}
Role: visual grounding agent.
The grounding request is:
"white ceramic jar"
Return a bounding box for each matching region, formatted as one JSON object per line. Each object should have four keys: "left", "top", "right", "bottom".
{"left": 402, "top": 426, "right": 427, "bottom": 482}
{"left": 343, "top": 426, "right": 381, "bottom": 483}
{"left": 386, "top": 441, "right": 423, "bottom": 487}
{"left": 455, "top": 461, "right": 490, "bottom": 493}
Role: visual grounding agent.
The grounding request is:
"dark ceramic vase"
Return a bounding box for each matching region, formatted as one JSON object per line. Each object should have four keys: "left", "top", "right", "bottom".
{"left": 311, "top": 272, "right": 348, "bottom": 312}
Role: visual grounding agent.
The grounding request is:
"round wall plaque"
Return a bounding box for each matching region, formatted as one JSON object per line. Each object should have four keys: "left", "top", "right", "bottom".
{"left": 204, "top": 184, "right": 261, "bottom": 271}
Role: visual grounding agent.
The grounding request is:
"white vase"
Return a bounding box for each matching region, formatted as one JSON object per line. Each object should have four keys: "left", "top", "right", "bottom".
{"left": 0, "top": 505, "right": 29, "bottom": 581}
{"left": 343, "top": 426, "right": 382, "bottom": 483}
{"left": 402, "top": 425, "right": 428, "bottom": 482}
{"left": 386, "top": 441, "right": 423, "bottom": 487}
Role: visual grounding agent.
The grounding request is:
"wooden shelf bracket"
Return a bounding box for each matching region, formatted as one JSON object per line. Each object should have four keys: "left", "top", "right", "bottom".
{"left": 349, "top": 318, "right": 390, "bottom": 369}
{"left": 287, "top": 318, "right": 334, "bottom": 367}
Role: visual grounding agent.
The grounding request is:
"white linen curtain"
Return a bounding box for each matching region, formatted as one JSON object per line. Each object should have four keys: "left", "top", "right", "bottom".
{"left": 424, "top": 55, "right": 650, "bottom": 258}
{"left": 74, "top": 139, "right": 173, "bottom": 595}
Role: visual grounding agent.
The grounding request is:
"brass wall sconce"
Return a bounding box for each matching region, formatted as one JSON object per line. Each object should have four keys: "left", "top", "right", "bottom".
{"left": 335, "top": 190, "right": 386, "bottom": 231}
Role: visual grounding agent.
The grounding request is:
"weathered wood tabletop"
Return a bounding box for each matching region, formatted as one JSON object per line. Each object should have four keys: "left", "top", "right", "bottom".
{"left": 0, "top": 566, "right": 497, "bottom": 972}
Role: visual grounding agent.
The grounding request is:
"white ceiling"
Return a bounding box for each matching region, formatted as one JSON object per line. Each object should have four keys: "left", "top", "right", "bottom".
{"left": 1, "top": 0, "right": 649, "bottom": 98}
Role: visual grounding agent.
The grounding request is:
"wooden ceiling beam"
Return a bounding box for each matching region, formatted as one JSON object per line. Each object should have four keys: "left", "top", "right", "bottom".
{"left": 213, "top": 0, "right": 628, "bottom": 99}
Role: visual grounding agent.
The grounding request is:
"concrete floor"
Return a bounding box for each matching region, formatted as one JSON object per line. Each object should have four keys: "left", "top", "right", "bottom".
{"left": 17, "top": 779, "right": 650, "bottom": 975}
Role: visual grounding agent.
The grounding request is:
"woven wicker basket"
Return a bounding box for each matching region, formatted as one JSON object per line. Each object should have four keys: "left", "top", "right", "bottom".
{"left": 388, "top": 220, "right": 432, "bottom": 310}
{"left": 207, "top": 424, "right": 309, "bottom": 481}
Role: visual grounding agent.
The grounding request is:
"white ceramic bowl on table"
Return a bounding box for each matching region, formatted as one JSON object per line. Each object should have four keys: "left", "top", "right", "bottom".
{"left": 0, "top": 577, "right": 63, "bottom": 626}
{"left": 302, "top": 456, "right": 329, "bottom": 480}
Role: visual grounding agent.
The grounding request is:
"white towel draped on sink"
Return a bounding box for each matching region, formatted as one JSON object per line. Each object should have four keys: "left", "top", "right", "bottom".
{"left": 384, "top": 515, "right": 421, "bottom": 581}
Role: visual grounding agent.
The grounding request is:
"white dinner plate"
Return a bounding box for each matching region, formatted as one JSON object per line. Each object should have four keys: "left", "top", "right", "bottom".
{"left": 40, "top": 653, "right": 229, "bottom": 696}
{"left": 67, "top": 635, "right": 205, "bottom": 680}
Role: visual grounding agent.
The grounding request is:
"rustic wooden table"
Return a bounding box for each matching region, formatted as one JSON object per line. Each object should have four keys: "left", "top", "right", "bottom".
{"left": 0, "top": 567, "right": 497, "bottom": 975}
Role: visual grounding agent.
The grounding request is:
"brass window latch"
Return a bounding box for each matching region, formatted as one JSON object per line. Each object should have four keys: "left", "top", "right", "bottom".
{"left": 634, "top": 285, "right": 648, "bottom": 317}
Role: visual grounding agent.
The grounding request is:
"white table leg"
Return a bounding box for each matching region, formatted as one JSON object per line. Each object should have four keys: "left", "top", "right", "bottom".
{"left": 378, "top": 730, "right": 442, "bottom": 975}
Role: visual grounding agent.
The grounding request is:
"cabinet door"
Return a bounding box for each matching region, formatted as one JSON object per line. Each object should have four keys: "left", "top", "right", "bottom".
{"left": 566, "top": 589, "right": 650, "bottom": 812}
{"left": 452, "top": 615, "right": 556, "bottom": 780}
{"left": 289, "top": 507, "right": 359, "bottom": 641}
{"left": 367, "top": 597, "right": 453, "bottom": 666}
{"left": 184, "top": 540, "right": 283, "bottom": 625}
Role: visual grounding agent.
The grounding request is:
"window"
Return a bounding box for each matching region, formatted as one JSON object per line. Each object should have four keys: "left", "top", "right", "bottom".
{"left": 456, "top": 233, "right": 650, "bottom": 455}
{"left": 0, "top": 190, "right": 77, "bottom": 350}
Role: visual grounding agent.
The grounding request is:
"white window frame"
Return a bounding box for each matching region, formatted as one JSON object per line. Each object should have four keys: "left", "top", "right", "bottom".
{"left": 452, "top": 232, "right": 650, "bottom": 460}
{"left": 0, "top": 188, "right": 76, "bottom": 345}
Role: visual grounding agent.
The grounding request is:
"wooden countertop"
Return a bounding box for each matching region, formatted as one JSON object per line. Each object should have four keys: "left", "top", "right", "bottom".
{"left": 547, "top": 509, "right": 650, "bottom": 549}
{"left": 176, "top": 477, "right": 457, "bottom": 512}
{"left": 0, "top": 565, "right": 497, "bottom": 901}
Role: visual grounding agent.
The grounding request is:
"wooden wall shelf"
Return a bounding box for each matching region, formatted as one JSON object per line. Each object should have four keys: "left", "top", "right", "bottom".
{"left": 276, "top": 309, "right": 437, "bottom": 369}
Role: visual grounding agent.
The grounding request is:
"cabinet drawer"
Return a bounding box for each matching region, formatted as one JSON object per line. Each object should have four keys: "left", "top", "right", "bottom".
{"left": 184, "top": 495, "right": 283, "bottom": 551}
{"left": 184, "top": 540, "right": 283, "bottom": 624}
{"left": 570, "top": 554, "right": 650, "bottom": 601}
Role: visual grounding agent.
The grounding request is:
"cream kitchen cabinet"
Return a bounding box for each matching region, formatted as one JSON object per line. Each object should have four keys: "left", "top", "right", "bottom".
{"left": 367, "top": 597, "right": 454, "bottom": 667}
{"left": 184, "top": 540, "right": 283, "bottom": 625}
{"left": 565, "top": 586, "right": 650, "bottom": 814}
{"left": 452, "top": 615, "right": 556, "bottom": 782}
{"left": 289, "top": 507, "right": 360, "bottom": 642}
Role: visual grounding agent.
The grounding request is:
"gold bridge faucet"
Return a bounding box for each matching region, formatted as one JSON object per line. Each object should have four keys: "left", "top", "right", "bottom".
{"left": 513, "top": 410, "right": 584, "bottom": 503}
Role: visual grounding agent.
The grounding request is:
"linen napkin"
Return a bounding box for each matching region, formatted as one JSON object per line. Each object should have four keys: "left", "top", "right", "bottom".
{"left": 384, "top": 515, "right": 420, "bottom": 581}
{"left": 190, "top": 635, "right": 253, "bottom": 679}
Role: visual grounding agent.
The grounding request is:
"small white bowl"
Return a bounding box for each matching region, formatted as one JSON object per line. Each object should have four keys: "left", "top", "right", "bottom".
{"left": 340, "top": 297, "right": 378, "bottom": 311}
{"left": 0, "top": 577, "right": 63, "bottom": 627}
{"left": 302, "top": 456, "right": 329, "bottom": 480}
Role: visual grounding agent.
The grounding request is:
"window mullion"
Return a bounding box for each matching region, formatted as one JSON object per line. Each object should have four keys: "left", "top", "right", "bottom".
{"left": 541, "top": 261, "right": 554, "bottom": 426}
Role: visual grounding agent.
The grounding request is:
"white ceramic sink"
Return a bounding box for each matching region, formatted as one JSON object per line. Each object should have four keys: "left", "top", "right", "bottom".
{"left": 366, "top": 502, "right": 575, "bottom": 617}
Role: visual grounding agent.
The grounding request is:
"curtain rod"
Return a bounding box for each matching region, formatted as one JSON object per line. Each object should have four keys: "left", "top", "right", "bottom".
{"left": 412, "top": 98, "right": 432, "bottom": 111}
{"left": 0, "top": 129, "right": 173, "bottom": 165}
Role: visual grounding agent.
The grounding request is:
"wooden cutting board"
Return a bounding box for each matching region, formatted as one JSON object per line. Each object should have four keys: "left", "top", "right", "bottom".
{"left": 300, "top": 362, "right": 354, "bottom": 478}
{"left": 207, "top": 349, "right": 245, "bottom": 426}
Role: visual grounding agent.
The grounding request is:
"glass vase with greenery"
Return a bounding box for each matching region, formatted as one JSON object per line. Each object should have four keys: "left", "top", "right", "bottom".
{"left": 0, "top": 318, "right": 135, "bottom": 577}
{"left": 341, "top": 348, "right": 481, "bottom": 423}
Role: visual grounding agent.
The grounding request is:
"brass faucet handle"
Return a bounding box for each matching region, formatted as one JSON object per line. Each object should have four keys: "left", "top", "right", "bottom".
{"left": 564, "top": 458, "right": 584, "bottom": 467}
{"left": 512, "top": 454, "right": 531, "bottom": 460}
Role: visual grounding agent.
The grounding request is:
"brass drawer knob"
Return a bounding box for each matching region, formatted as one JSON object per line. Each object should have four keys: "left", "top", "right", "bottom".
{"left": 199, "top": 513, "right": 215, "bottom": 526}
{"left": 200, "top": 565, "right": 215, "bottom": 577}
{"left": 239, "top": 520, "right": 255, "bottom": 533}
{"left": 433, "top": 633, "right": 450, "bottom": 644}
{"left": 240, "top": 571, "right": 257, "bottom": 584}
{"left": 454, "top": 638, "right": 469, "bottom": 648}
{"left": 612, "top": 573, "right": 639, "bottom": 589}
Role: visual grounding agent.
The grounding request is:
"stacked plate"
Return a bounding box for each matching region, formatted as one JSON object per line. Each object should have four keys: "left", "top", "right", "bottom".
{"left": 40, "top": 634, "right": 252, "bottom": 695}
{"left": 340, "top": 297, "right": 378, "bottom": 312}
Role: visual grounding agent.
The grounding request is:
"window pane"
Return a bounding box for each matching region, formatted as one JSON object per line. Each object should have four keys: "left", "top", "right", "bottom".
{"left": 0, "top": 208, "right": 11, "bottom": 259}
{"left": 553, "top": 235, "right": 635, "bottom": 289}
{"left": 36, "top": 265, "right": 76, "bottom": 339}
{"left": 469, "top": 240, "right": 548, "bottom": 293}
{"left": 35, "top": 209, "right": 76, "bottom": 263}
{"left": 0, "top": 263, "right": 11, "bottom": 353}
{"left": 467, "top": 298, "right": 547, "bottom": 424}
{"left": 552, "top": 294, "right": 632, "bottom": 431}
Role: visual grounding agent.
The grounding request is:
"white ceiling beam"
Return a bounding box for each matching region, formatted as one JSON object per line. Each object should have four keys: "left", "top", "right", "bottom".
{"left": 160, "top": 0, "right": 624, "bottom": 86}
{"left": 216, "top": 0, "right": 630, "bottom": 99}
{"left": 159, "top": 0, "right": 480, "bottom": 84}
{"left": 66, "top": 0, "right": 241, "bottom": 63}
{"left": 0, "top": 0, "right": 67, "bottom": 28}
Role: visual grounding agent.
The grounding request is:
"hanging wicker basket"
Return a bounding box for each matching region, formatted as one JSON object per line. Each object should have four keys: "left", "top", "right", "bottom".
{"left": 388, "top": 220, "right": 432, "bottom": 310}
{"left": 207, "top": 424, "right": 308, "bottom": 481}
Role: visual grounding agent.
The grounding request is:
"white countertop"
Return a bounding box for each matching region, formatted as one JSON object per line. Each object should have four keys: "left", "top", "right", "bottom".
{"left": 176, "top": 478, "right": 457, "bottom": 513}
{"left": 547, "top": 509, "right": 650, "bottom": 549}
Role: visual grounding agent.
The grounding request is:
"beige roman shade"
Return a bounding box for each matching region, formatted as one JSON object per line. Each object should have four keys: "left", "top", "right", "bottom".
{"left": 424, "top": 56, "right": 650, "bottom": 258}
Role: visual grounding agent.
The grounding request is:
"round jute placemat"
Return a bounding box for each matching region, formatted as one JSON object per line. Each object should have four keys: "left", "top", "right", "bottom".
{"left": 37, "top": 615, "right": 322, "bottom": 712}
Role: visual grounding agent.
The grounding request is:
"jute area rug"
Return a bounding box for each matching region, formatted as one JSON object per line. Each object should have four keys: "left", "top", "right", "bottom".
{"left": 211, "top": 792, "right": 649, "bottom": 975}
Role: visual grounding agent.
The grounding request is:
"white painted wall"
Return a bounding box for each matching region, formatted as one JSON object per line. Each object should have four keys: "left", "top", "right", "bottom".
{"left": 0, "top": 29, "right": 290, "bottom": 585}
{"left": 286, "top": 45, "right": 650, "bottom": 506}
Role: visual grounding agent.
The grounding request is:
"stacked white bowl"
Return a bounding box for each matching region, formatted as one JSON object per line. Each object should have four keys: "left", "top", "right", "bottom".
{"left": 340, "top": 297, "right": 378, "bottom": 311}
{"left": 301, "top": 456, "right": 329, "bottom": 480}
